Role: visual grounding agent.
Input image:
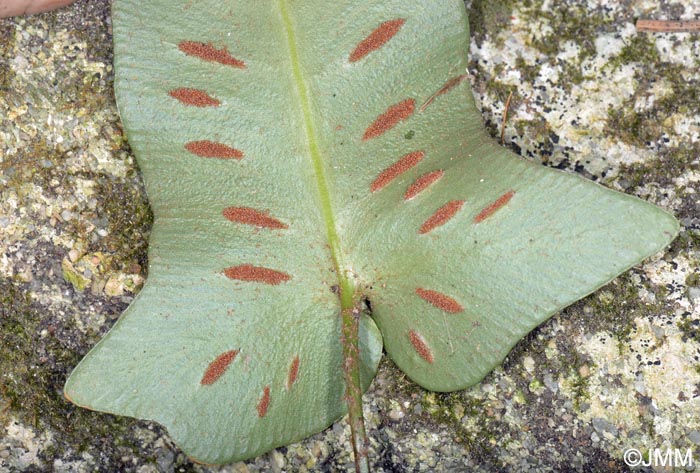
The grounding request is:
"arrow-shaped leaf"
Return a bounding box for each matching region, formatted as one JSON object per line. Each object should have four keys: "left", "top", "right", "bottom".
{"left": 64, "top": 0, "right": 679, "bottom": 466}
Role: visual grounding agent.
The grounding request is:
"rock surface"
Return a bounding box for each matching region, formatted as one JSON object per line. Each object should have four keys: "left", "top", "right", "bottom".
{"left": 1, "top": 0, "right": 699, "bottom": 471}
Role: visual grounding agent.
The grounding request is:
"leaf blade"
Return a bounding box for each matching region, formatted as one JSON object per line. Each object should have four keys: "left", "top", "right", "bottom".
{"left": 65, "top": 0, "right": 678, "bottom": 464}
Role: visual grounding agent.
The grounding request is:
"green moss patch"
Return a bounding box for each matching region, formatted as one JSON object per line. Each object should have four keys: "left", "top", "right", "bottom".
{"left": 93, "top": 171, "right": 152, "bottom": 273}
{"left": 0, "top": 278, "right": 143, "bottom": 461}
{"left": 0, "top": 21, "right": 16, "bottom": 91}
{"left": 616, "top": 145, "right": 700, "bottom": 199}
{"left": 606, "top": 55, "right": 699, "bottom": 149}
{"left": 468, "top": 0, "right": 520, "bottom": 44}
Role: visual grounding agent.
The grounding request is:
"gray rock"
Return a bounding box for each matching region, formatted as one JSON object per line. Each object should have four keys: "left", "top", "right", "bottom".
{"left": 688, "top": 431, "right": 700, "bottom": 445}
{"left": 591, "top": 418, "right": 618, "bottom": 438}
{"left": 388, "top": 408, "right": 405, "bottom": 422}
{"left": 155, "top": 447, "right": 174, "bottom": 473}
{"left": 543, "top": 373, "right": 558, "bottom": 394}
{"left": 688, "top": 287, "right": 700, "bottom": 307}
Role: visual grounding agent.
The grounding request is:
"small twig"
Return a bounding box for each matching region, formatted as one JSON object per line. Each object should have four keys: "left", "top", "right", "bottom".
{"left": 501, "top": 90, "right": 513, "bottom": 145}
{"left": 419, "top": 74, "right": 468, "bottom": 112}
{"left": 636, "top": 19, "right": 700, "bottom": 33}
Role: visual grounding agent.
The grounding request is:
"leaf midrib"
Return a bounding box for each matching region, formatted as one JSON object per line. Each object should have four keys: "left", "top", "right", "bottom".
{"left": 279, "top": 0, "right": 355, "bottom": 308}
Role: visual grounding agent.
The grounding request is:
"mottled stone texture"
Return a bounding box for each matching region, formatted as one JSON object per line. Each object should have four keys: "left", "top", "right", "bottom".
{"left": 1, "top": 0, "right": 699, "bottom": 471}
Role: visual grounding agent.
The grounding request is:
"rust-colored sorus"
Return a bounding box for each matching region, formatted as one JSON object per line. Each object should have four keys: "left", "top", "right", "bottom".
{"left": 185, "top": 141, "right": 244, "bottom": 159}
{"left": 169, "top": 88, "right": 220, "bottom": 107}
{"left": 474, "top": 190, "right": 515, "bottom": 223}
{"left": 415, "top": 288, "right": 463, "bottom": 313}
{"left": 178, "top": 41, "right": 246, "bottom": 68}
{"left": 257, "top": 386, "right": 270, "bottom": 418}
{"left": 223, "top": 265, "right": 291, "bottom": 285}
{"left": 349, "top": 18, "right": 406, "bottom": 63}
{"left": 287, "top": 356, "right": 300, "bottom": 390}
{"left": 223, "top": 207, "right": 288, "bottom": 229}
{"left": 370, "top": 151, "right": 425, "bottom": 192}
{"left": 404, "top": 170, "right": 444, "bottom": 200}
{"left": 419, "top": 200, "right": 465, "bottom": 234}
{"left": 409, "top": 330, "right": 434, "bottom": 363}
{"left": 200, "top": 350, "right": 239, "bottom": 385}
{"left": 362, "top": 99, "right": 415, "bottom": 141}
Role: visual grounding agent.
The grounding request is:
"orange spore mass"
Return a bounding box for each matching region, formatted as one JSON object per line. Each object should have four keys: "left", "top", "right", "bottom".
{"left": 370, "top": 151, "right": 425, "bottom": 192}
{"left": 474, "top": 191, "right": 515, "bottom": 223}
{"left": 257, "top": 386, "right": 270, "bottom": 417}
{"left": 362, "top": 99, "right": 415, "bottom": 141}
{"left": 168, "top": 88, "right": 220, "bottom": 107}
{"left": 223, "top": 265, "right": 291, "bottom": 285}
{"left": 349, "top": 19, "right": 406, "bottom": 63}
{"left": 222, "top": 207, "right": 287, "bottom": 229}
{"left": 419, "top": 200, "right": 465, "bottom": 234}
{"left": 415, "top": 288, "right": 464, "bottom": 313}
{"left": 178, "top": 41, "right": 246, "bottom": 68}
{"left": 409, "top": 330, "right": 434, "bottom": 363}
{"left": 185, "top": 141, "right": 244, "bottom": 159}
{"left": 404, "top": 170, "right": 444, "bottom": 200}
{"left": 200, "top": 350, "right": 238, "bottom": 385}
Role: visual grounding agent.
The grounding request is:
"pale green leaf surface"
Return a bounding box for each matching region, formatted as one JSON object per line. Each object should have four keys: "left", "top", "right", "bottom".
{"left": 65, "top": 0, "right": 679, "bottom": 464}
